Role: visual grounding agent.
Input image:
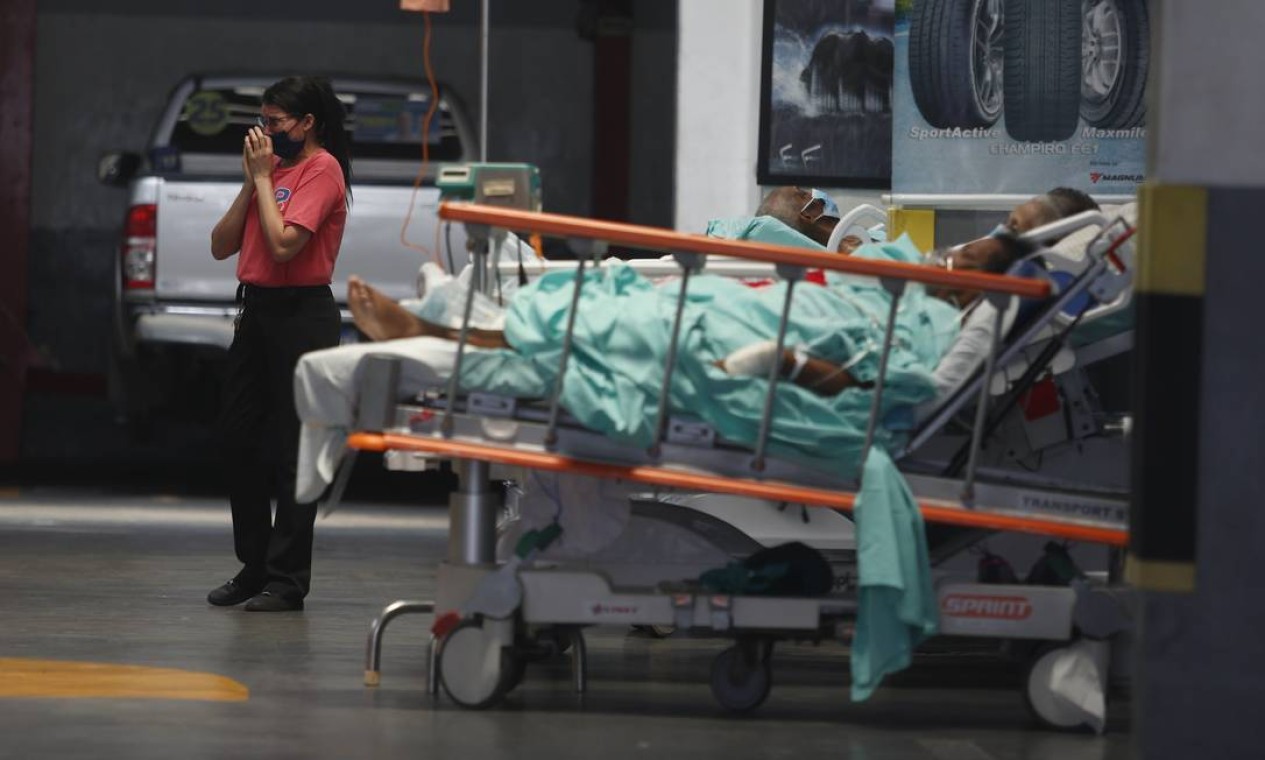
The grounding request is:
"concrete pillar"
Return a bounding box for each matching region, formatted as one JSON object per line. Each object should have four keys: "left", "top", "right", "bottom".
{"left": 0, "top": 0, "right": 35, "bottom": 461}
{"left": 1132, "top": 1, "right": 1265, "bottom": 757}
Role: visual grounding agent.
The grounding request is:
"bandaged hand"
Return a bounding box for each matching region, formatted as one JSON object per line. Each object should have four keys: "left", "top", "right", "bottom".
{"left": 719, "top": 341, "right": 857, "bottom": 396}
{"left": 717, "top": 340, "right": 782, "bottom": 377}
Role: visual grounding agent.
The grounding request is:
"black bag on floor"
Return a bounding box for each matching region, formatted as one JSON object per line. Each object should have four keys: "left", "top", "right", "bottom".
{"left": 1025, "top": 541, "right": 1084, "bottom": 586}
{"left": 700, "top": 541, "right": 834, "bottom": 597}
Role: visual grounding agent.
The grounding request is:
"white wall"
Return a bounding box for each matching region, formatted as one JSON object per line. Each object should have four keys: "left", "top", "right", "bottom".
{"left": 674, "top": 1, "right": 883, "bottom": 233}
{"left": 674, "top": 0, "right": 763, "bottom": 232}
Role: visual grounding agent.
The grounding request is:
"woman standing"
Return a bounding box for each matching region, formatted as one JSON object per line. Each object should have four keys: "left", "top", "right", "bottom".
{"left": 207, "top": 76, "right": 351, "bottom": 612}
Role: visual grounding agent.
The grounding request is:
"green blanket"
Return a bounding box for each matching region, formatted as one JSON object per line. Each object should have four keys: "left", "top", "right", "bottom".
{"left": 459, "top": 226, "right": 960, "bottom": 472}
{"left": 850, "top": 446, "right": 939, "bottom": 700}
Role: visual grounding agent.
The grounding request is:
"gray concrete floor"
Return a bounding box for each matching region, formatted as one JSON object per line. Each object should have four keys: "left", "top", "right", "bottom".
{"left": 0, "top": 487, "right": 1130, "bottom": 760}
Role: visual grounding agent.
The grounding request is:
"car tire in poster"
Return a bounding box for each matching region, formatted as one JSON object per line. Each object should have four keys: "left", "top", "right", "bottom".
{"left": 1080, "top": 0, "right": 1149, "bottom": 129}
{"left": 909, "top": 0, "right": 1005, "bottom": 129}
{"left": 1002, "top": 0, "right": 1082, "bottom": 142}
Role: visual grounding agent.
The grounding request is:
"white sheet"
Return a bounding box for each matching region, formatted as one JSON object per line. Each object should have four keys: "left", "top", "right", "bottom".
{"left": 293, "top": 337, "right": 631, "bottom": 556}
{"left": 295, "top": 336, "right": 463, "bottom": 503}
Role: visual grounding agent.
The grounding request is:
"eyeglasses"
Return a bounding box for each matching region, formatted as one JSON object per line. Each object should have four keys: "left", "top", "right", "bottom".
{"left": 799, "top": 195, "right": 826, "bottom": 217}
{"left": 256, "top": 114, "right": 297, "bottom": 130}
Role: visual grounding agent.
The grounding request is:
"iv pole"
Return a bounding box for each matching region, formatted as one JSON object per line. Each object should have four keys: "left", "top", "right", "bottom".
{"left": 478, "top": 0, "right": 489, "bottom": 161}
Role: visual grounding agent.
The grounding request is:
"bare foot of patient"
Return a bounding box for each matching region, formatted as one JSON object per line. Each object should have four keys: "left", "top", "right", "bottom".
{"left": 347, "top": 276, "right": 426, "bottom": 342}
{"left": 347, "top": 275, "right": 512, "bottom": 348}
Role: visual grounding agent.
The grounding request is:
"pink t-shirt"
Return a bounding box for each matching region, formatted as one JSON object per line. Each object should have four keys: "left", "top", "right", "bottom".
{"left": 237, "top": 149, "right": 347, "bottom": 287}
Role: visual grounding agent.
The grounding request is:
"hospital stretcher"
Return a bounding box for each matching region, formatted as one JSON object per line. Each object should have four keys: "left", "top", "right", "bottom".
{"left": 342, "top": 202, "right": 1136, "bottom": 726}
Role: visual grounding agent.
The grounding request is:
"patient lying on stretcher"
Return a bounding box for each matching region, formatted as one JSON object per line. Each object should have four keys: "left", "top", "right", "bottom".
{"left": 344, "top": 234, "right": 1009, "bottom": 396}
{"left": 293, "top": 189, "right": 1102, "bottom": 702}
{"left": 342, "top": 178, "right": 1106, "bottom": 394}
{"left": 294, "top": 188, "right": 1097, "bottom": 501}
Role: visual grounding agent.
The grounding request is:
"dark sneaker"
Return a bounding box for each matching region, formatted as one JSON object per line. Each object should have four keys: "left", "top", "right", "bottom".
{"left": 243, "top": 591, "right": 304, "bottom": 612}
{"left": 207, "top": 578, "right": 264, "bottom": 607}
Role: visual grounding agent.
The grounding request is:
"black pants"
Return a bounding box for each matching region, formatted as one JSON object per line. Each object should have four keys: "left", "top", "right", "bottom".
{"left": 218, "top": 284, "right": 340, "bottom": 599}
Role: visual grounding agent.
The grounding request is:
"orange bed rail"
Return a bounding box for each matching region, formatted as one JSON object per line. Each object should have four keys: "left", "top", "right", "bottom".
{"left": 348, "top": 432, "right": 1128, "bottom": 547}
{"left": 438, "top": 202, "right": 1052, "bottom": 300}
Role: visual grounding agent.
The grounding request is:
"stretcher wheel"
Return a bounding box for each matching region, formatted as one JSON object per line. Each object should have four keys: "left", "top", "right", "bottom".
{"left": 1023, "top": 642, "right": 1098, "bottom": 731}
{"left": 710, "top": 641, "right": 773, "bottom": 713}
{"left": 500, "top": 651, "right": 528, "bottom": 695}
{"left": 632, "top": 624, "right": 677, "bottom": 639}
{"left": 437, "top": 619, "right": 513, "bottom": 709}
{"left": 541, "top": 626, "right": 576, "bottom": 656}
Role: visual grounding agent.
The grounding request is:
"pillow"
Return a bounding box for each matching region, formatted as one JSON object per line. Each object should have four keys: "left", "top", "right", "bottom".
{"left": 1048, "top": 202, "right": 1138, "bottom": 262}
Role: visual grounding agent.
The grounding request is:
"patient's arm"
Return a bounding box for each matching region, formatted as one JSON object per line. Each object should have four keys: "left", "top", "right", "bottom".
{"left": 715, "top": 341, "right": 863, "bottom": 396}
{"left": 347, "top": 276, "right": 510, "bottom": 349}
{"left": 792, "top": 353, "right": 866, "bottom": 395}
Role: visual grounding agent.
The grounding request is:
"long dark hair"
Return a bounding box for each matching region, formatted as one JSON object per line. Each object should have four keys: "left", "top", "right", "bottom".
{"left": 263, "top": 76, "right": 352, "bottom": 204}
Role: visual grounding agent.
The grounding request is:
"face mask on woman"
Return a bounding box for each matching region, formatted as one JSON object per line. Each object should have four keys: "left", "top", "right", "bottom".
{"left": 270, "top": 127, "right": 305, "bottom": 160}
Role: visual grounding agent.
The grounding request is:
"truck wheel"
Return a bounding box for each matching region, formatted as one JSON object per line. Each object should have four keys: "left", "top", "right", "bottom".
{"left": 1080, "top": 0, "right": 1149, "bottom": 129}
{"left": 910, "top": 0, "right": 1005, "bottom": 129}
{"left": 1003, "top": 0, "right": 1083, "bottom": 142}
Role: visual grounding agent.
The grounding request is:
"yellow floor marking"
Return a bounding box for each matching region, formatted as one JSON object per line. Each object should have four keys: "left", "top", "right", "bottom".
{"left": 0, "top": 659, "right": 249, "bottom": 702}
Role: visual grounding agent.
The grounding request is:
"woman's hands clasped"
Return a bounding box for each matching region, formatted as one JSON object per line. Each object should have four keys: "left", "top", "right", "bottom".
{"left": 242, "top": 126, "right": 274, "bottom": 185}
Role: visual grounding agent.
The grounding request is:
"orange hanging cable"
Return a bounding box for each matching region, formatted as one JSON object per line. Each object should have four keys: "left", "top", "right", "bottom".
{"left": 398, "top": 10, "right": 445, "bottom": 266}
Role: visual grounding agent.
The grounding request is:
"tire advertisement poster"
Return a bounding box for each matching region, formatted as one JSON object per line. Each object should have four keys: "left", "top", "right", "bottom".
{"left": 891, "top": 0, "right": 1148, "bottom": 196}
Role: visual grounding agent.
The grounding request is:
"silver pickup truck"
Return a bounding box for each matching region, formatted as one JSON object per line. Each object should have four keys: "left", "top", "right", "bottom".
{"left": 99, "top": 74, "right": 474, "bottom": 433}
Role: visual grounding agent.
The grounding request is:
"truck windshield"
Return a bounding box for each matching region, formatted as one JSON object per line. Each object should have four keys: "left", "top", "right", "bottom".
{"left": 166, "top": 84, "right": 463, "bottom": 178}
